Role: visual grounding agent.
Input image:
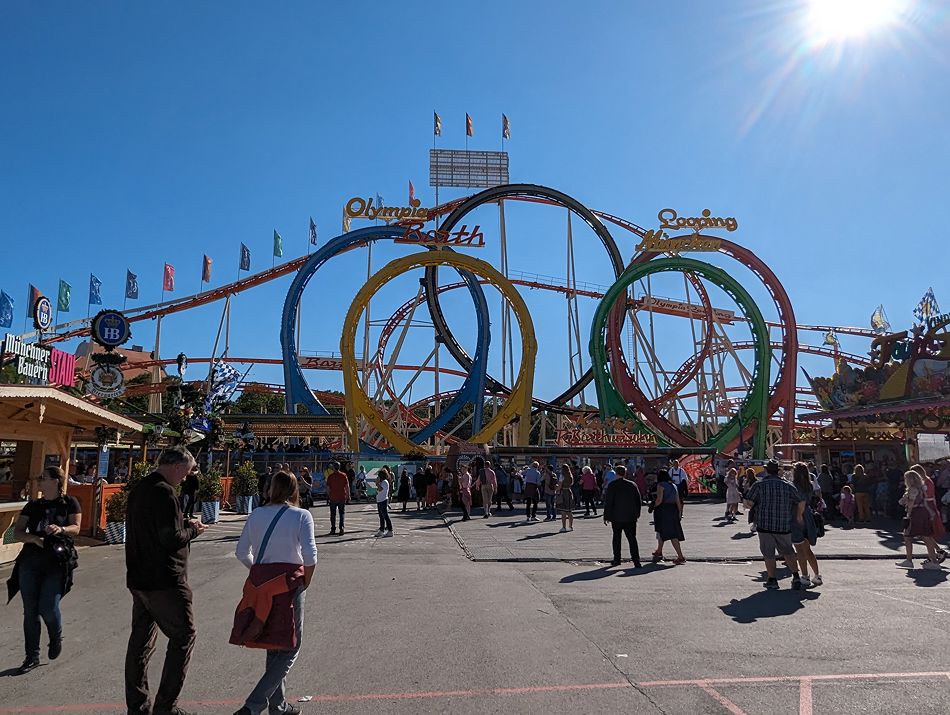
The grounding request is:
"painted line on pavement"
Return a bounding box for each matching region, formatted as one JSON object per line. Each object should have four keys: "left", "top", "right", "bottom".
{"left": 698, "top": 683, "right": 749, "bottom": 715}
{"left": 4, "top": 671, "right": 950, "bottom": 713}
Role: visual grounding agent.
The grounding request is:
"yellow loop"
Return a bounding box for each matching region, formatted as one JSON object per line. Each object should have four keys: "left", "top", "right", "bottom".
{"left": 341, "top": 252, "right": 536, "bottom": 455}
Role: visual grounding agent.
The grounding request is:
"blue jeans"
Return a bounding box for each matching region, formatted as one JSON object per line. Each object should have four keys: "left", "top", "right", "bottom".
{"left": 544, "top": 493, "right": 557, "bottom": 519}
{"left": 244, "top": 588, "right": 306, "bottom": 714}
{"left": 19, "top": 551, "right": 64, "bottom": 660}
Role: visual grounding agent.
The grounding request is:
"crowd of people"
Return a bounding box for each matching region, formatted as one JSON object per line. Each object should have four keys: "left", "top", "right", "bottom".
{"left": 7, "top": 446, "right": 950, "bottom": 710}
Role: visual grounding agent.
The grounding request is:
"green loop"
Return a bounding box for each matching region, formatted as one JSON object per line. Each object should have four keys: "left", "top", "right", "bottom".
{"left": 589, "top": 257, "right": 771, "bottom": 458}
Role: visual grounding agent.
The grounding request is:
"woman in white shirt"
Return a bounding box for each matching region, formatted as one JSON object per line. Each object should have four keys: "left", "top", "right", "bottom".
{"left": 375, "top": 468, "right": 393, "bottom": 536}
{"left": 233, "top": 471, "right": 317, "bottom": 715}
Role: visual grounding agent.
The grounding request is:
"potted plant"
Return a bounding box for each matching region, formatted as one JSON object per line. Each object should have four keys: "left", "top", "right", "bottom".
{"left": 104, "top": 489, "right": 128, "bottom": 544}
{"left": 197, "top": 463, "right": 223, "bottom": 523}
{"left": 232, "top": 461, "right": 258, "bottom": 514}
{"left": 103, "top": 460, "right": 150, "bottom": 544}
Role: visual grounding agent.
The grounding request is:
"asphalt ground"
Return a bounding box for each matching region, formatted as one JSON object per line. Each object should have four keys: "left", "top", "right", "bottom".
{"left": 1, "top": 501, "right": 948, "bottom": 714}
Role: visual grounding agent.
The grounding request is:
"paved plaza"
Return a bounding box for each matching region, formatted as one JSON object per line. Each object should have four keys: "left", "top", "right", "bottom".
{"left": 1, "top": 501, "right": 948, "bottom": 714}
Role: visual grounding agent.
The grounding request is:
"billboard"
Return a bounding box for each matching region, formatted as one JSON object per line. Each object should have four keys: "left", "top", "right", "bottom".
{"left": 429, "top": 149, "right": 509, "bottom": 188}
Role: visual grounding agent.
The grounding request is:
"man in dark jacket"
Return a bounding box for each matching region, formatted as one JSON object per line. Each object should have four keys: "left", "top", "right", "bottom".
{"left": 125, "top": 447, "right": 207, "bottom": 715}
{"left": 604, "top": 466, "right": 642, "bottom": 568}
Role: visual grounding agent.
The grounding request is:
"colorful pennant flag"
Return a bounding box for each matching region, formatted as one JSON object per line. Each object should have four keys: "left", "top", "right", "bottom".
{"left": 466, "top": 112, "right": 473, "bottom": 137}
{"left": 913, "top": 287, "right": 939, "bottom": 325}
{"left": 409, "top": 180, "right": 416, "bottom": 204}
{"left": 239, "top": 243, "right": 251, "bottom": 272}
{"left": 0, "top": 290, "right": 14, "bottom": 328}
{"left": 870, "top": 304, "right": 890, "bottom": 334}
{"left": 26, "top": 284, "right": 40, "bottom": 317}
{"left": 434, "top": 111, "right": 442, "bottom": 137}
{"left": 125, "top": 270, "right": 139, "bottom": 300}
{"left": 88, "top": 274, "right": 102, "bottom": 306}
{"left": 202, "top": 255, "right": 212, "bottom": 283}
{"left": 57, "top": 280, "right": 71, "bottom": 312}
{"left": 309, "top": 217, "right": 318, "bottom": 245}
{"left": 273, "top": 230, "right": 283, "bottom": 258}
{"left": 502, "top": 113, "right": 510, "bottom": 140}
{"left": 163, "top": 263, "right": 175, "bottom": 292}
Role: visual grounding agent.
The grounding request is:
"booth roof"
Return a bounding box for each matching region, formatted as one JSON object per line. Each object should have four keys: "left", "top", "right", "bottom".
{"left": 0, "top": 385, "right": 144, "bottom": 433}
{"left": 800, "top": 396, "right": 950, "bottom": 422}
{"left": 221, "top": 413, "right": 347, "bottom": 438}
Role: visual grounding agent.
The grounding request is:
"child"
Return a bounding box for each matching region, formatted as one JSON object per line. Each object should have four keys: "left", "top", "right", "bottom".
{"left": 558, "top": 468, "right": 575, "bottom": 533}
{"left": 839, "top": 485, "right": 856, "bottom": 527}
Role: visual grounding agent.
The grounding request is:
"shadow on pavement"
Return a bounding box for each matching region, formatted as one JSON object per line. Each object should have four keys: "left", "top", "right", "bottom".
{"left": 731, "top": 531, "right": 756, "bottom": 540}
{"left": 518, "top": 532, "right": 559, "bottom": 541}
{"left": 904, "top": 568, "right": 949, "bottom": 587}
{"left": 560, "top": 564, "right": 665, "bottom": 583}
{"left": 720, "top": 589, "right": 820, "bottom": 623}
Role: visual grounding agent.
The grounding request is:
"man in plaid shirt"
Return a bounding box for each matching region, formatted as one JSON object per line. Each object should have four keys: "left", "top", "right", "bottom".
{"left": 744, "top": 461, "right": 805, "bottom": 590}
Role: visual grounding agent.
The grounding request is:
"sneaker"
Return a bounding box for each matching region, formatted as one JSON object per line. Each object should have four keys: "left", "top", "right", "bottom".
{"left": 897, "top": 559, "right": 914, "bottom": 568}
{"left": 791, "top": 575, "right": 802, "bottom": 590}
{"left": 483, "top": 514, "right": 489, "bottom": 518}
{"left": 922, "top": 560, "right": 944, "bottom": 570}
{"left": 810, "top": 574, "right": 823, "bottom": 586}
{"left": 48, "top": 636, "right": 62, "bottom": 660}
{"left": 610, "top": 560, "right": 621, "bottom": 567}
{"left": 16, "top": 657, "right": 40, "bottom": 675}
{"left": 765, "top": 577, "right": 779, "bottom": 590}
{"left": 559, "top": 527, "right": 568, "bottom": 533}
{"left": 800, "top": 576, "right": 813, "bottom": 589}
{"left": 374, "top": 529, "right": 384, "bottom": 537}
{"left": 938, "top": 551, "right": 947, "bottom": 563}
{"left": 269, "top": 705, "right": 301, "bottom": 715}
{"left": 633, "top": 561, "right": 643, "bottom": 569}
{"left": 384, "top": 530, "right": 393, "bottom": 537}
{"left": 339, "top": 528, "right": 344, "bottom": 535}
{"left": 328, "top": 529, "right": 337, "bottom": 536}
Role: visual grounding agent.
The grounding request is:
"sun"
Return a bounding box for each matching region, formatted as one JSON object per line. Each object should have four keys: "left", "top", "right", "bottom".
{"left": 806, "top": 0, "right": 907, "bottom": 43}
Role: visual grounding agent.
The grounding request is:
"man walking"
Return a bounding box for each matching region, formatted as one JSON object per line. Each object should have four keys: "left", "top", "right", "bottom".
{"left": 522, "top": 461, "right": 542, "bottom": 522}
{"left": 326, "top": 461, "right": 350, "bottom": 535}
{"left": 479, "top": 460, "right": 497, "bottom": 518}
{"left": 669, "top": 459, "right": 689, "bottom": 501}
{"left": 125, "top": 447, "right": 207, "bottom": 715}
{"left": 604, "top": 466, "right": 642, "bottom": 568}
{"left": 744, "top": 460, "right": 805, "bottom": 590}
{"left": 494, "top": 463, "right": 514, "bottom": 511}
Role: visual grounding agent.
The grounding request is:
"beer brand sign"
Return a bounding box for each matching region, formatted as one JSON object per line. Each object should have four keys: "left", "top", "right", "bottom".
{"left": 2, "top": 333, "right": 76, "bottom": 386}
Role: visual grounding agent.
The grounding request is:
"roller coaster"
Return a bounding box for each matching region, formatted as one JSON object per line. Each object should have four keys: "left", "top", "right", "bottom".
{"left": 29, "top": 183, "right": 880, "bottom": 459}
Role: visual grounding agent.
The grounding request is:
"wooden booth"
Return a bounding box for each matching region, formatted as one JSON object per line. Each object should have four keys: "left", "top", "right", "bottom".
{"left": 0, "top": 386, "right": 142, "bottom": 556}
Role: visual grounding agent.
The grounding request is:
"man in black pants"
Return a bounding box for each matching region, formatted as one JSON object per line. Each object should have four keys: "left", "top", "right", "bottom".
{"left": 603, "top": 466, "right": 642, "bottom": 568}
{"left": 125, "top": 447, "right": 207, "bottom": 715}
{"left": 494, "top": 464, "right": 515, "bottom": 511}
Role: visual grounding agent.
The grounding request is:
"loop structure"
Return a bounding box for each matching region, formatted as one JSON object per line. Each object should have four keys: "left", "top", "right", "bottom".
{"left": 590, "top": 257, "right": 772, "bottom": 458}
{"left": 341, "top": 252, "right": 537, "bottom": 456}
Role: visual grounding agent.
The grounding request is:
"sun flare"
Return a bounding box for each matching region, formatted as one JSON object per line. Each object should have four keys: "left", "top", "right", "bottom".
{"left": 806, "top": 0, "right": 907, "bottom": 42}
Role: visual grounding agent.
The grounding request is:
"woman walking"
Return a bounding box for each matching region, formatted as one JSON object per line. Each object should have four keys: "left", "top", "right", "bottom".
{"left": 791, "top": 463, "right": 823, "bottom": 587}
{"left": 543, "top": 464, "right": 559, "bottom": 522}
{"left": 457, "top": 463, "right": 473, "bottom": 521}
{"left": 898, "top": 469, "right": 943, "bottom": 569}
{"left": 11, "top": 467, "right": 81, "bottom": 674}
{"left": 558, "top": 466, "right": 575, "bottom": 532}
{"left": 651, "top": 470, "right": 686, "bottom": 564}
{"left": 579, "top": 465, "right": 598, "bottom": 517}
{"left": 232, "top": 471, "right": 317, "bottom": 715}
{"left": 397, "top": 470, "right": 412, "bottom": 512}
{"left": 425, "top": 465, "right": 439, "bottom": 509}
{"left": 375, "top": 469, "right": 393, "bottom": 536}
{"left": 911, "top": 463, "right": 947, "bottom": 556}
{"left": 724, "top": 468, "right": 742, "bottom": 521}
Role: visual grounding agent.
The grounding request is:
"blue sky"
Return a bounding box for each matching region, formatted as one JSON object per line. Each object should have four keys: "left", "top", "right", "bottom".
{"left": 2, "top": 1, "right": 949, "bottom": 408}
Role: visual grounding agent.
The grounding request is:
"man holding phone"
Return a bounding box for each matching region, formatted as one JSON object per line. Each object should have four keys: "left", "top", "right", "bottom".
{"left": 124, "top": 447, "right": 208, "bottom": 715}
